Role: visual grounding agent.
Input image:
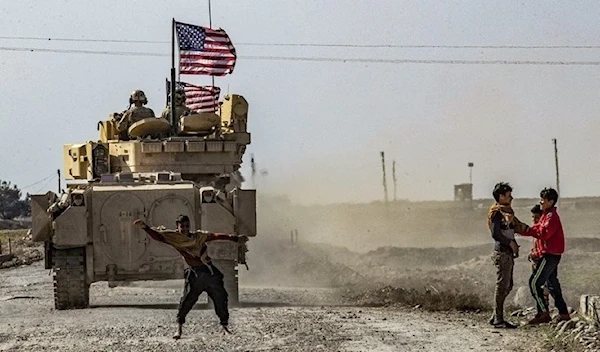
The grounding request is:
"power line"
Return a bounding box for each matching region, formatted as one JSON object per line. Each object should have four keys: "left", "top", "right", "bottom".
{"left": 0, "top": 36, "right": 167, "bottom": 44}
{"left": 237, "top": 43, "right": 600, "bottom": 50}
{"left": 244, "top": 55, "right": 600, "bottom": 66}
{"left": 2, "top": 46, "right": 600, "bottom": 66}
{"left": 0, "top": 46, "right": 165, "bottom": 57}
{"left": 32, "top": 177, "right": 57, "bottom": 194}
{"left": 2, "top": 35, "right": 600, "bottom": 49}
{"left": 20, "top": 172, "right": 56, "bottom": 190}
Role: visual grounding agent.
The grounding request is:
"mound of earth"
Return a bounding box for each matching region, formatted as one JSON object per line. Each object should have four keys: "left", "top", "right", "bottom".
{"left": 0, "top": 236, "right": 43, "bottom": 269}
{"left": 343, "top": 285, "right": 488, "bottom": 311}
{"left": 313, "top": 237, "right": 600, "bottom": 311}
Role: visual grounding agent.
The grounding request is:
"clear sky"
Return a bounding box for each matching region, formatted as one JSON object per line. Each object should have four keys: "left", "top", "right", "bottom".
{"left": 1, "top": 0, "right": 599, "bottom": 204}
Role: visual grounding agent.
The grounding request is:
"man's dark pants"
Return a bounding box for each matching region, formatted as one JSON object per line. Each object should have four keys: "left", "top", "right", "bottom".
{"left": 492, "top": 250, "right": 514, "bottom": 323}
{"left": 529, "top": 254, "right": 568, "bottom": 315}
{"left": 177, "top": 265, "right": 229, "bottom": 325}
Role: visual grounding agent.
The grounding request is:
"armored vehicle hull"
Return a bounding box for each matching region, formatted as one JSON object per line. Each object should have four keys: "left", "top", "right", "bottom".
{"left": 31, "top": 94, "right": 256, "bottom": 309}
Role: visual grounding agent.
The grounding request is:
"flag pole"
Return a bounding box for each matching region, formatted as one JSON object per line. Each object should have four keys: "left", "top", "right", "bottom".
{"left": 208, "top": 0, "right": 216, "bottom": 111}
{"left": 208, "top": 0, "right": 212, "bottom": 28}
{"left": 165, "top": 78, "right": 169, "bottom": 106}
{"left": 170, "top": 18, "right": 177, "bottom": 134}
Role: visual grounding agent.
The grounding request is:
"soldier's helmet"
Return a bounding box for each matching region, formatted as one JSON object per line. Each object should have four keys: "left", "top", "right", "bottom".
{"left": 129, "top": 90, "right": 148, "bottom": 105}
{"left": 174, "top": 89, "right": 186, "bottom": 105}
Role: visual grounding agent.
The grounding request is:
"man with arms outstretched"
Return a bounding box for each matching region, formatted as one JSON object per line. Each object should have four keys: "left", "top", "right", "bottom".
{"left": 133, "top": 215, "right": 247, "bottom": 339}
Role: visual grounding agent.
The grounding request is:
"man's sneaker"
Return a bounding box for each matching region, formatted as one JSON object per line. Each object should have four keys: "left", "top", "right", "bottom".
{"left": 493, "top": 320, "right": 518, "bottom": 329}
{"left": 173, "top": 324, "right": 182, "bottom": 340}
{"left": 488, "top": 316, "right": 495, "bottom": 325}
{"left": 528, "top": 312, "right": 551, "bottom": 325}
{"left": 557, "top": 313, "right": 571, "bottom": 322}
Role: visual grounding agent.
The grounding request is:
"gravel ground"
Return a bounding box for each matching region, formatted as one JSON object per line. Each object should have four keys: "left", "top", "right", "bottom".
{"left": 0, "top": 263, "right": 547, "bottom": 352}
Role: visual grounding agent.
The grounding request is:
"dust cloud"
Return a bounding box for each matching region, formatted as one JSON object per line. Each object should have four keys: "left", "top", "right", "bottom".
{"left": 242, "top": 192, "right": 600, "bottom": 310}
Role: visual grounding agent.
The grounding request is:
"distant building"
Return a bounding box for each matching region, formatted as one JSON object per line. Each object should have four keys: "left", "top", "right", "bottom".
{"left": 454, "top": 183, "right": 473, "bottom": 201}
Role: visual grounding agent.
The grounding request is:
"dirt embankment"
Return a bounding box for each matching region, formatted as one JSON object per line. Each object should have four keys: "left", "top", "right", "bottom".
{"left": 304, "top": 238, "right": 600, "bottom": 311}
{"left": 0, "top": 229, "right": 43, "bottom": 269}
{"left": 255, "top": 193, "right": 600, "bottom": 315}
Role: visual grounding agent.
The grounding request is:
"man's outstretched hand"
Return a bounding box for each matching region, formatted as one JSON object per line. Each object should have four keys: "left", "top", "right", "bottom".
{"left": 513, "top": 221, "right": 529, "bottom": 235}
{"left": 133, "top": 219, "right": 147, "bottom": 228}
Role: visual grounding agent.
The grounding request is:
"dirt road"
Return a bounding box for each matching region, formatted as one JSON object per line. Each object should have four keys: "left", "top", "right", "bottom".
{"left": 0, "top": 263, "right": 545, "bottom": 352}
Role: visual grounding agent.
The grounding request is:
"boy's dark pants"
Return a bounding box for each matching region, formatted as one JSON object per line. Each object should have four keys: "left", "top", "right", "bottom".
{"left": 492, "top": 250, "right": 514, "bottom": 322}
{"left": 177, "top": 265, "right": 229, "bottom": 325}
{"left": 529, "top": 254, "right": 568, "bottom": 315}
{"left": 530, "top": 258, "right": 550, "bottom": 306}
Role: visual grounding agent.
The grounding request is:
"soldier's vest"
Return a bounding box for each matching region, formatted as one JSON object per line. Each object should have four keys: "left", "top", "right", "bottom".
{"left": 161, "top": 105, "right": 191, "bottom": 121}
{"left": 127, "top": 106, "right": 155, "bottom": 124}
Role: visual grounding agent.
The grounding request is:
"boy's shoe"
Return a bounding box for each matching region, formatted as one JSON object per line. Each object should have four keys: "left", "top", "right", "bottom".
{"left": 557, "top": 313, "right": 571, "bottom": 322}
{"left": 528, "top": 312, "right": 551, "bottom": 325}
{"left": 493, "top": 320, "right": 518, "bottom": 329}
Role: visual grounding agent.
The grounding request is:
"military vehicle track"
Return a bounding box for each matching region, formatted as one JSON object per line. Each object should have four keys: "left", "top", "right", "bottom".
{"left": 53, "top": 247, "right": 89, "bottom": 309}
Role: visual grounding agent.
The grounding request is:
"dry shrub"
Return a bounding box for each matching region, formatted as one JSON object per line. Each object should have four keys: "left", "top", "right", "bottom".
{"left": 347, "top": 284, "right": 489, "bottom": 311}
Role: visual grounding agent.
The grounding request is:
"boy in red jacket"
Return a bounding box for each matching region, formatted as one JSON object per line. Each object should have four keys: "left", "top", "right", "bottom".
{"left": 528, "top": 204, "right": 549, "bottom": 307}
{"left": 521, "top": 188, "right": 570, "bottom": 324}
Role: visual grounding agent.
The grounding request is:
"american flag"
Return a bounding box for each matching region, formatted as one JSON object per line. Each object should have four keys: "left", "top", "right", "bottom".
{"left": 175, "top": 21, "right": 237, "bottom": 76}
{"left": 166, "top": 80, "right": 221, "bottom": 113}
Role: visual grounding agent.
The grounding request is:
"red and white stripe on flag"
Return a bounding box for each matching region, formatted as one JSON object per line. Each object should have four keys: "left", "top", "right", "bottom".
{"left": 176, "top": 21, "right": 237, "bottom": 76}
{"left": 183, "top": 84, "right": 221, "bottom": 113}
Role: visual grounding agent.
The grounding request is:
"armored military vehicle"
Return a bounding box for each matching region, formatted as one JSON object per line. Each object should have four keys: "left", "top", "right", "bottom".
{"left": 30, "top": 93, "right": 256, "bottom": 310}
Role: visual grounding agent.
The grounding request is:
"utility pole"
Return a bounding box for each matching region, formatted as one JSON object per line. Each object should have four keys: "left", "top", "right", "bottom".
{"left": 380, "top": 151, "right": 388, "bottom": 204}
{"left": 250, "top": 153, "right": 256, "bottom": 188}
{"left": 392, "top": 160, "right": 397, "bottom": 202}
{"left": 552, "top": 138, "right": 560, "bottom": 194}
{"left": 467, "top": 162, "right": 474, "bottom": 209}
{"left": 57, "top": 169, "right": 61, "bottom": 193}
{"left": 468, "top": 162, "right": 474, "bottom": 185}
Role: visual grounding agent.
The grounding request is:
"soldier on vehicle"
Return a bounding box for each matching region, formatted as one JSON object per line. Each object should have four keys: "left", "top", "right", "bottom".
{"left": 115, "top": 90, "right": 156, "bottom": 138}
{"left": 161, "top": 89, "right": 191, "bottom": 121}
{"left": 133, "top": 215, "right": 248, "bottom": 339}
